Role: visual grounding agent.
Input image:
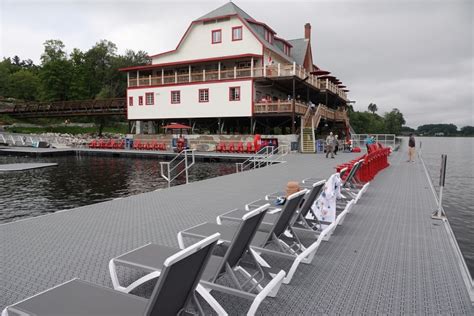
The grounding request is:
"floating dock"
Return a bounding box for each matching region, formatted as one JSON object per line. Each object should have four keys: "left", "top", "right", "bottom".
{"left": 1, "top": 149, "right": 472, "bottom": 313}
{"left": 0, "top": 163, "right": 58, "bottom": 172}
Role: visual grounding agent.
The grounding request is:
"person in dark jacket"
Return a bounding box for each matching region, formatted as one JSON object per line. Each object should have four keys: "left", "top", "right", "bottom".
{"left": 408, "top": 134, "right": 416, "bottom": 162}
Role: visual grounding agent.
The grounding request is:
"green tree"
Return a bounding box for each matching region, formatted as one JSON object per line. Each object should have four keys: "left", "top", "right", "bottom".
{"left": 383, "top": 108, "right": 405, "bottom": 134}
{"left": 417, "top": 124, "right": 458, "bottom": 136}
{"left": 368, "top": 103, "right": 378, "bottom": 115}
{"left": 8, "top": 69, "right": 40, "bottom": 101}
{"left": 460, "top": 126, "right": 474, "bottom": 136}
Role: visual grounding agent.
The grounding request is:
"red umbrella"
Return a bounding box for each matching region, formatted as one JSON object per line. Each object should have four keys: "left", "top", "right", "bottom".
{"left": 163, "top": 123, "right": 192, "bottom": 129}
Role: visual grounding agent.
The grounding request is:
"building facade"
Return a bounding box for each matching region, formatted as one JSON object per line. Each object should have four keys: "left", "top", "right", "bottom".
{"left": 121, "top": 2, "right": 350, "bottom": 150}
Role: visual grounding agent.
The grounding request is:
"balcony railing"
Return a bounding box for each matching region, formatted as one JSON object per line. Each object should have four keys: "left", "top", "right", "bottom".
{"left": 254, "top": 100, "right": 308, "bottom": 115}
{"left": 128, "top": 62, "right": 347, "bottom": 100}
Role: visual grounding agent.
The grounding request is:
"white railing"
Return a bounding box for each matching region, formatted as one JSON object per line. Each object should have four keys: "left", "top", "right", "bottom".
{"left": 235, "top": 145, "right": 288, "bottom": 173}
{"left": 160, "top": 149, "right": 195, "bottom": 187}
{"left": 351, "top": 134, "right": 396, "bottom": 150}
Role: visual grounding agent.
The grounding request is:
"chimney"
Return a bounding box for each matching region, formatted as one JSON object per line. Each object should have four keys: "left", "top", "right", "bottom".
{"left": 304, "top": 23, "right": 311, "bottom": 41}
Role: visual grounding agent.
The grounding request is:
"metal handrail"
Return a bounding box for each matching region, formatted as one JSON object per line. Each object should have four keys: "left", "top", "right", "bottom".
{"left": 235, "top": 145, "right": 288, "bottom": 173}
{"left": 160, "top": 149, "right": 195, "bottom": 187}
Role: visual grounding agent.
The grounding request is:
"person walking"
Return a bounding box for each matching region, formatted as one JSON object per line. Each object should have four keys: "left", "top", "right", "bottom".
{"left": 326, "top": 132, "right": 335, "bottom": 158}
{"left": 408, "top": 133, "right": 416, "bottom": 162}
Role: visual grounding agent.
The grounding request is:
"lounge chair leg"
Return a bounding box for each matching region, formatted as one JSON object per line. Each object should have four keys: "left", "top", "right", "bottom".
{"left": 196, "top": 284, "right": 228, "bottom": 316}
{"left": 247, "top": 270, "right": 285, "bottom": 316}
{"left": 235, "top": 266, "right": 264, "bottom": 293}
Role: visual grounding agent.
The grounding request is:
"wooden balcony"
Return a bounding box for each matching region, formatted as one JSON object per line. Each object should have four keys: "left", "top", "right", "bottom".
{"left": 253, "top": 100, "right": 308, "bottom": 115}
{"left": 128, "top": 63, "right": 348, "bottom": 101}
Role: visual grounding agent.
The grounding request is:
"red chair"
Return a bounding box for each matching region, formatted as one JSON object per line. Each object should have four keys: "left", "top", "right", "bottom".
{"left": 216, "top": 142, "right": 225, "bottom": 152}
{"left": 88, "top": 140, "right": 97, "bottom": 148}
{"left": 246, "top": 142, "right": 254, "bottom": 153}
{"left": 237, "top": 141, "right": 244, "bottom": 153}
{"left": 132, "top": 140, "right": 141, "bottom": 150}
{"left": 228, "top": 142, "right": 235, "bottom": 153}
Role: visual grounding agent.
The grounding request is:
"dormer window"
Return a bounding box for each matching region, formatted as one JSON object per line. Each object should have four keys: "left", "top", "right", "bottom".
{"left": 212, "top": 29, "right": 222, "bottom": 44}
{"left": 284, "top": 44, "right": 290, "bottom": 55}
{"left": 264, "top": 29, "right": 269, "bottom": 42}
{"left": 232, "top": 26, "right": 243, "bottom": 41}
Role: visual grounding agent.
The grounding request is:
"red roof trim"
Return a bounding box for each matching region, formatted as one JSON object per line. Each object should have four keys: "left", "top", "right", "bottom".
{"left": 119, "top": 54, "right": 262, "bottom": 72}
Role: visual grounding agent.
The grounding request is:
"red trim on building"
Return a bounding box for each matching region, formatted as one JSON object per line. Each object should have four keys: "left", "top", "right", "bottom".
{"left": 138, "top": 96, "right": 143, "bottom": 106}
{"left": 145, "top": 92, "right": 154, "bottom": 105}
{"left": 246, "top": 19, "right": 276, "bottom": 34}
{"left": 232, "top": 26, "right": 243, "bottom": 41}
{"left": 229, "top": 86, "right": 241, "bottom": 101}
{"left": 170, "top": 90, "right": 180, "bottom": 104}
{"left": 119, "top": 54, "right": 262, "bottom": 72}
{"left": 127, "top": 78, "right": 252, "bottom": 90}
{"left": 211, "top": 29, "right": 222, "bottom": 44}
{"left": 198, "top": 88, "right": 209, "bottom": 103}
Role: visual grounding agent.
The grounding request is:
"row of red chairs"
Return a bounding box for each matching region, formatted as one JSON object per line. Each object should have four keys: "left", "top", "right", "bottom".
{"left": 132, "top": 140, "right": 167, "bottom": 151}
{"left": 336, "top": 142, "right": 391, "bottom": 182}
{"left": 89, "top": 139, "right": 124, "bottom": 149}
{"left": 216, "top": 142, "right": 259, "bottom": 153}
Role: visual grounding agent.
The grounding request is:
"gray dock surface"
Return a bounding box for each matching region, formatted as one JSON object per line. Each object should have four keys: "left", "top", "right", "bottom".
{"left": 0, "top": 163, "right": 58, "bottom": 172}
{"left": 1, "top": 149, "right": 472, "bottom": 314}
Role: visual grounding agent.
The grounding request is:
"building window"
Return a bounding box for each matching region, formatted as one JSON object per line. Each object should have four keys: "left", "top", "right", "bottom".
{"left": 269, "top": 33, "right": 273, "bottom": 44}
{"left": 171, "top": 91, "right": 180, "bottom": 104}
{"left": 145, "top": 92, "right": 154, "bottom": 105}
{"left": 264, "top": 29, "right": 269, "bottom": 42}
{"left": 232, "top": 26, "right": 242, "bottom": 41}
{"left": 128, "top": 96, "right": 133, "bottom": 106}
{"left": 199, "top": 89, "right": 209, "bottom": 103}
{"left": 283, "top": 44, "right": 289, "bottom": 55}
{"left": 229, "top": 87, "right": 240, "bottom": 101}
{"left": 212, "top": 29, "right": 222, "bottom": 44}
{"left": 138, "top": 96, "right": 143, "bottom": 106}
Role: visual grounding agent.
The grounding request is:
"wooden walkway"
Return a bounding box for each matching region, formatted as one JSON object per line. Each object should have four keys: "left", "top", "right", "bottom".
{"left": 1, "top": 150, "right": 472, "bottom": 314}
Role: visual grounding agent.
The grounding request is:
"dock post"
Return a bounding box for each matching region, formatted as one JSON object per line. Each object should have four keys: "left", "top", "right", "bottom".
{"left": 432, "top": 154, "right": 447, "bottom": 220}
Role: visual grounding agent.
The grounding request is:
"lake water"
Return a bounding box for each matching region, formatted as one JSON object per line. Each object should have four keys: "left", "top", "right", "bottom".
{"left": 0, "top": 155, "right": 235, "bottom": 223}
{"left": 414, "top": 137, "right": 474, "bottom": 277}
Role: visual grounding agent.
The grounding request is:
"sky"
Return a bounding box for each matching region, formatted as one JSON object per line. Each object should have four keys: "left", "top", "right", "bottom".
{"left": 0, "top": 0, "right": 473, "bottom": 128}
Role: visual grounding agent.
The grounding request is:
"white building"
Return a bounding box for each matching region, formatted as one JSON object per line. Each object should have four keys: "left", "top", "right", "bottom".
{"left": 121, "top": 2, "right": 350, "bottom": 150}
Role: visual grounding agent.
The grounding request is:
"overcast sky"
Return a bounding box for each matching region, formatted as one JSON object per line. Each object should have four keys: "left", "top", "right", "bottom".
{"left": 1, "top": 0, "right": 472, "bottom": 128}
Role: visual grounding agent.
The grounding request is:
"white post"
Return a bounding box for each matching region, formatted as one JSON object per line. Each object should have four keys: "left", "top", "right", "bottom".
{"left": 278, "top": 63, "right": 281, "bottom": 76}
{"left": 218, "top": 62, "right": 221, "bottom": 80}
{"left": 250, "top": 57, "right": 254, "bottom": 77}
{"left": 174, "top": 71, "right": 177, "bottom": 83}
{"left": 127, "top": 72, "right": 130, "bottom": 87}
{"left": 263, "top": 64, "right": 266, "bottom": 77}
{"left": 292, "top": 62, "right": 296, "bottom": 75}
{"left": 203, "top": 69, "right": 206, "bottom": 81}
{"left": 326, "top": 78, "right": 329, "bottom": 90}
{"left": 188, "top": 65, "right": 192, "bottom": 82}
{"left": 136, "top": 71, "right": 139, "bottom": 86}
{"left": 161, "top": 69, "right": 164, "bottom": 84}
{"left": 234, "top": 66, "right": 237, "bottom": 79}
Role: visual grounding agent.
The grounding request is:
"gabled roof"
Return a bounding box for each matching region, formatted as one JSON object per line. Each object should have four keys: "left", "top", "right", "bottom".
{"left": 287, "top": 38, "right": 309, "bottom": 66}
{"left": 197, "top": 2, "right": 254, "bottom": 22}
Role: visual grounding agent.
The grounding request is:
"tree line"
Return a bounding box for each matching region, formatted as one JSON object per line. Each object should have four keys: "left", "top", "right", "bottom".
{"left": 0, "top": 39, "right": 150, "bottom": 102}
{"left": 348, "top": 103, "right": 406, "bottom": 135}
{"left": 350, "top": 103, "right": 474, "bottom": 136}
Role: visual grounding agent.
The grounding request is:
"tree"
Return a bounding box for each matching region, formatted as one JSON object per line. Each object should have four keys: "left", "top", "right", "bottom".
{"left": 368, "top": 103, "right": 378, "bottom": 115}
{"left": 39, "top": 40, "right": 73, "bottom": 101}
{"left": 8, "top": 70, "right": 40, "bottom": 101}
{"left": 417, "top": 124, "right": 458, "bottom": 136}
{"left": 460, "top": 126, "right": 474, "bottom": 136}
{"left": 383, "top": 108, "right": 405, "bottom": 135}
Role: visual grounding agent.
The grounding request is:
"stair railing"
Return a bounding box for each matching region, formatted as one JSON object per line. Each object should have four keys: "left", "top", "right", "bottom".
{"left": 160, "top": 149, "right": 196, "bottom": 187}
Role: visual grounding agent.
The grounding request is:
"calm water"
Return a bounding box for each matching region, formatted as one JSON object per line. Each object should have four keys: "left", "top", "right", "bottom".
{"left": 415, "top": 137, "right": 474, "bottom": 276}
{"left": 0, "top": 155, "right": 235, "bottom": 223}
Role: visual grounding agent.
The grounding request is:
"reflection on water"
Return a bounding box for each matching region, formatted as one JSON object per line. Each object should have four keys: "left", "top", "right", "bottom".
{"left": 417, "top": 137, "right": 474, "bottom": 277}
{"left": 0, "top": 155, "right": 236, "bottom": 223}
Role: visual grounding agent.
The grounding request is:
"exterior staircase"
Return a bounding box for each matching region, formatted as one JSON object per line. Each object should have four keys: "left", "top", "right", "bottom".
{"left": 301, "top": 128, "right": 315, "bottom": 152}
